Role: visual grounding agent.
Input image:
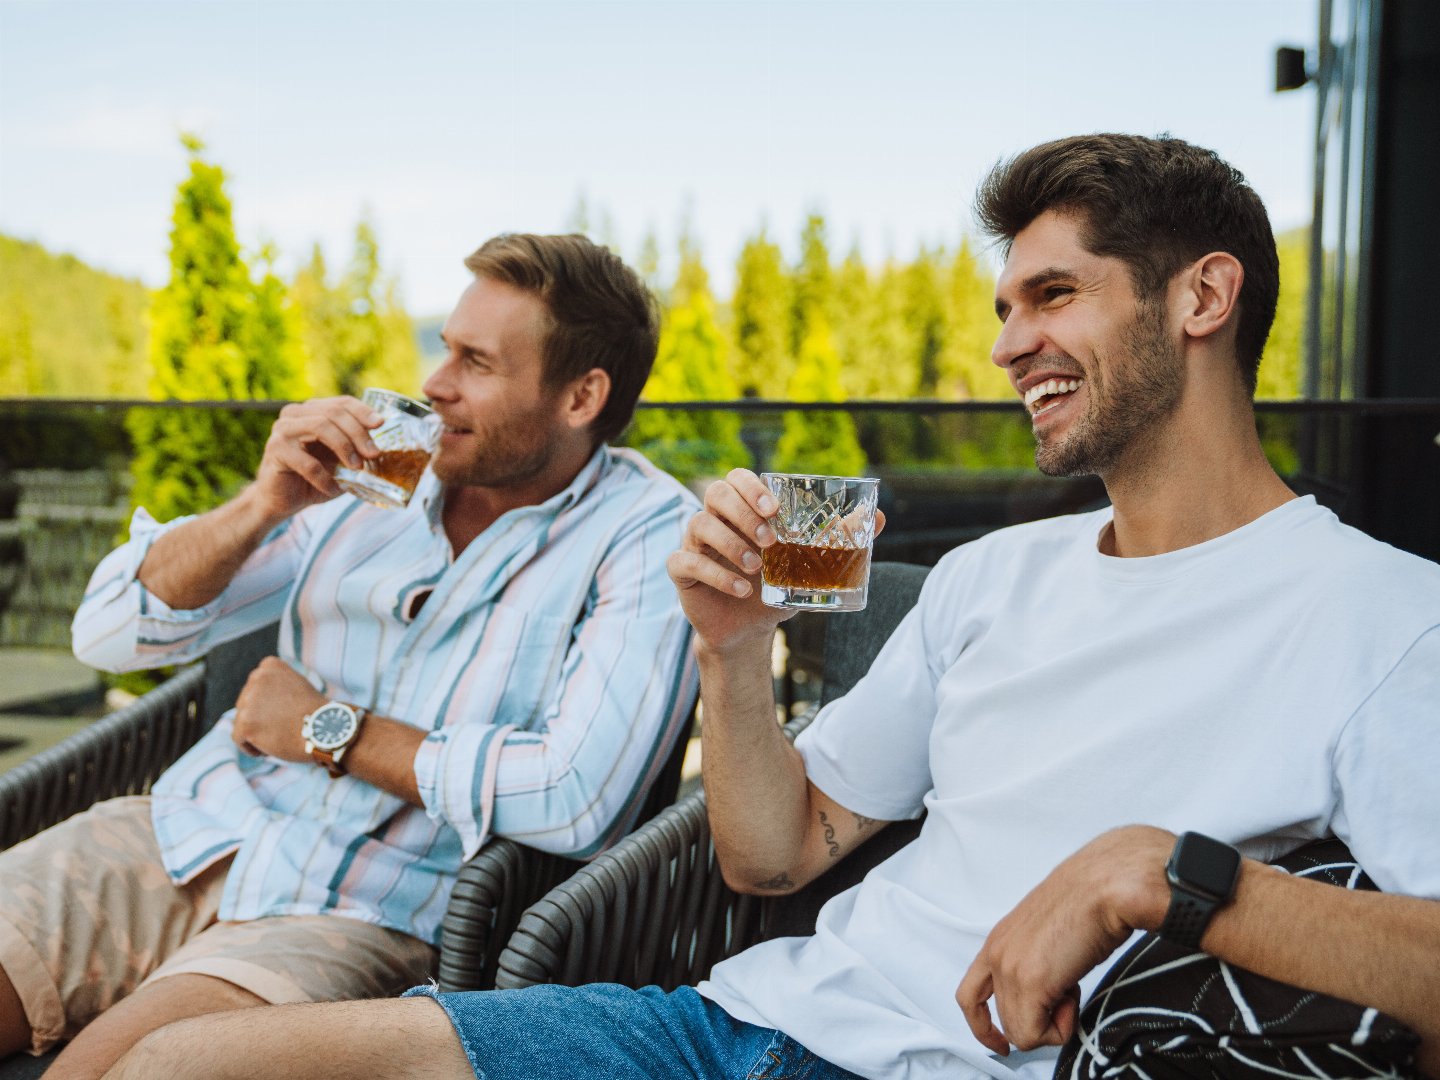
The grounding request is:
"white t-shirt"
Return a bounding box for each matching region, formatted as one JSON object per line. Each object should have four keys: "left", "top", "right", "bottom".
{"left": 698, "top": 496, "right": 1440, "bottom": 1080}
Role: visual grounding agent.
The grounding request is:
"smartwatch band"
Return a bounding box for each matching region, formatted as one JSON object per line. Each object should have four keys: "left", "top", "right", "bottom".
{"left": 1159, "top": 888, "right": 1220, "bottom": 949}
{"left": 1159, "top": 831, "right": 1242, "bottom": 950}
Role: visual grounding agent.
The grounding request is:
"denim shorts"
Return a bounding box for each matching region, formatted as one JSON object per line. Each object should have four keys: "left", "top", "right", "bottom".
{"left": 404, "top": 982, "right": 867, "bottom": 1080}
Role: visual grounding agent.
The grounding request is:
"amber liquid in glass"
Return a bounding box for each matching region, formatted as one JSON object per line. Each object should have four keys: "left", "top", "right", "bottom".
{"left": 761, "top": 542, "right": 869, "bottom": 591}
{"left": 369, "top": 448, "right": 431, "bottom": 495}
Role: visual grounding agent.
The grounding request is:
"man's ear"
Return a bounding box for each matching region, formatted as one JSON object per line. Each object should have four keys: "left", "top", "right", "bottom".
{"left": 562, "top": 367, "right": 611, "bottom": 431}
{"left": 1179, "top": 252, "right": 1244, "bottom": 342}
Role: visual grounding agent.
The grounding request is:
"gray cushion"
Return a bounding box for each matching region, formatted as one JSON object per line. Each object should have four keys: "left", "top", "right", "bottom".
{"left": 820, "top": 560, "right": 930, "bottom": 706}
{"left": 0, "top": 1049, "right": 56, "bottom": 1079}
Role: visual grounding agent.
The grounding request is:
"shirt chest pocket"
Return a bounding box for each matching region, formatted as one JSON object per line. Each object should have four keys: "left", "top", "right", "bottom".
{"left": 464, "top": 601, "right": 575, "bottom": 731}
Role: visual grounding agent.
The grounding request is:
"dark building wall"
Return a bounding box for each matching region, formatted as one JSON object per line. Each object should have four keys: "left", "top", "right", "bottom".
{"left": 1358, "top": 0, "right": 1440, "bottom": 564}
{"left": 1367, "top": 0, "right": 1440, "bottom": 400}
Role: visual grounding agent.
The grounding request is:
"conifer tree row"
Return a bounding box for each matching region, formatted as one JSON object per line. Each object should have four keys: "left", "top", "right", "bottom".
{"left": 125, "top": 138, "right": 421, "bottom": 524}
{"left": 621, "top": 214, "right": 1308, "bottom": 480}
{"left": 292, "top": 218, "right": 421, "bottom": 399}
{"left": 627, "top": 235, "right": 751, "bottom": 481}
{"left": 3, "top": 169, "right": 1309, "bottom": 497}
{"left": 126, "top": 135, "right": 307, "bottom": 524}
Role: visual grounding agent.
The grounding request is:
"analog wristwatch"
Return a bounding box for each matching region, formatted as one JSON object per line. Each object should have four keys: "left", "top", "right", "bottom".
{"left": 300, "top": 701, "right": 366, "bottom": 778}
{"left": 1159, "top": 831, "right": 1242, "bottom": 949}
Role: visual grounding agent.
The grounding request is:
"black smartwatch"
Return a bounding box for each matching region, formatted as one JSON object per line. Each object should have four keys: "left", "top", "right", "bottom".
{"left": 1159, "top": 831, "right": 1242, "bottom": 949}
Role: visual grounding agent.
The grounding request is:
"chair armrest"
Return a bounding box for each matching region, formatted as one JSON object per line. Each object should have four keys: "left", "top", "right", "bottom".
{"left": 438, "top": 698, "right": 702, "bottom": 991}
{"left": 494, "top": 787, "right": 762, "bottom": 991}
{"left": 0, "top": 664, "right": 207, "bottom": 851}
{"left": 492, "top": 712, "right": 816, "bottom": 991}
{"left": 437, "top": 839, "right": 585, "bottom": 992}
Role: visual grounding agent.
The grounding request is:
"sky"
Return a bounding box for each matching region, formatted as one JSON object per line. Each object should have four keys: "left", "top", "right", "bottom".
{"left": 0, "top": 0, "right": 1319, "bottom": 317}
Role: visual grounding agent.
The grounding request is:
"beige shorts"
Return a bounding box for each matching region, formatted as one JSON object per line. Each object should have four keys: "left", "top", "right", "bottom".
{"left": 0, "top": 796, "right": 437, "bottom": 1054}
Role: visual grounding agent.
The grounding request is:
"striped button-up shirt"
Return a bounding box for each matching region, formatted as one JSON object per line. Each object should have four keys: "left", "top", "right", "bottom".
{"left": 73, "top": 446, "right": 699, "bottom": 945}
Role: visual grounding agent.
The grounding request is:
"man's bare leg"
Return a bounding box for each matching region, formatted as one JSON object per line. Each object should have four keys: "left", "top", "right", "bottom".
{"left": 45, "top": 974, "right": 267, "bottom": 1080}
{"left": 0, "top": 967, "right": 29, "bottom": 1058}
{"left": 105, "top": 997, "right": 473, "bottom": 1080}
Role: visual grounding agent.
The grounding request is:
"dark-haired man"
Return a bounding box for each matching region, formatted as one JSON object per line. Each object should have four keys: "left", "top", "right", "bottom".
{"left": 105, "top": 136, "right": 1440, "bottom": 1080}
{"left": 0, "top": 234, "right": 699, "bottom": 1079}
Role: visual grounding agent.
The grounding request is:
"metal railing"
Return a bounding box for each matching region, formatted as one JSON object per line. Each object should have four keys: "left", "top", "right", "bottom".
{"left": 3, "top": 397, "right": 1438, "bottom": 647}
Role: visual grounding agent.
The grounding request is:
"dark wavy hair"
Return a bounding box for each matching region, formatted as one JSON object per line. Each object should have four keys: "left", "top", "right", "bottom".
{"left": 975, "top": 134, "right": 1279, "bottom": 393}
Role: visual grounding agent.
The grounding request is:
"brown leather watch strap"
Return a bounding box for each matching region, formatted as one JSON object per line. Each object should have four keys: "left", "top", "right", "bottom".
{"left": 310, "top": 746, "right": 347, "bottom": 778}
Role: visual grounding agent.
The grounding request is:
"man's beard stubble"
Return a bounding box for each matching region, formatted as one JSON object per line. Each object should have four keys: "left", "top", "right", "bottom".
{"left": 435, "top": 440, "right": 554, "bottom": 490}
{"left": 1035, "top": 299, "right": 1184, "bottom": 478}
{"left": 430, "top": 408, "right": 561, "bottom": 491}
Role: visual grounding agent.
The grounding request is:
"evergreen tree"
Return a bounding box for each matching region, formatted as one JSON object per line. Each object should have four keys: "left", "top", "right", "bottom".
{"left": 247, "top": 243, "right": 310, "bottom": 401}
{"left": 1254, "top": 228, "right": 1308, "bottom": 473}
{"left": 636, "top": 227, "right": 663, "bottom": 299}
{"left": 846, "top": 259, "right": 928, "bottom": 466}
{"left": 671, "top": 233, "right": 711, "bottom": 306}
{"left": 292, "top": 219, "right": 421, "bottom": 397}
{"left": 771, "top": 316, "right": 866, "bottom": 476}
{"left": 904, "top": 248, "right": 946, "bottom": 396}
{"left": 1256, "top": 228, "right": 1307, "bottom": 400}
{"left": 102, "top": 286, "right": 140, "bottom": 398}
{"left": 831, "top": 245, "right": 873, "bottom": 400}
{"left": 374, "top": 279, "right": 423, "bottom": 394}
{"left": 127, "top": 135, "right": 305, "bottom": 524}
{"left": 940, "top": 239, "right": 1009, "bottom": 399}
{"left": 627, "top": 238, "right": 750, "bottom": 483}
{"left": 331, "top": 219, "right": 386, "bottom": 396}
{"left": 865, "top": 261, "right": 918, "bottom": 399}
{"left": 731, "top": 227, "right": 790, "bottom": 397}
{"left": 292, "top": 244, "right": 346, "bottom": 396}
{"left": 789, "top": 213, "right": 834, "bottom": 359}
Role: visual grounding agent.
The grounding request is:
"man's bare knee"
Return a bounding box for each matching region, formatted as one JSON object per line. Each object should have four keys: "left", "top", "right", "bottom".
{"left": 107, "top": 998, "right": 474, "bottom": 1080}
{"left": 49, "top": 973, "right": 268, "bottom": 1080}
{"left": 104, "top": 1018, "right": 204, "bottom": 1080}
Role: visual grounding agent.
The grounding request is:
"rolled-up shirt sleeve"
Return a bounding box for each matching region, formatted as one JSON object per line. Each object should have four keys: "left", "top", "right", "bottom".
{"left": 412, "top": 494, "right": 698, "bottom": 862}
{"left": 72, "top": 506, "right": 311, "bottom": 673}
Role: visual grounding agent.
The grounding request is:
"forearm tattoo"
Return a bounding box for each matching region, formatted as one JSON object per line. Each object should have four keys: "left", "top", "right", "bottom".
{"left": 753, "top": 870, "right": 795, "bottom": 891}
{"left": 819, "top": 810, "right": 840, "bottom": 857}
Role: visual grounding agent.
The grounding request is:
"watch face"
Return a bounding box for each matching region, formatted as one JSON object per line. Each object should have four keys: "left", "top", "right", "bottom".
{"left": 1169, "top": 831, "right": 1242, "bottom": 901}
{"left": 307, "top": 704, "right": 356, "bottom": 751}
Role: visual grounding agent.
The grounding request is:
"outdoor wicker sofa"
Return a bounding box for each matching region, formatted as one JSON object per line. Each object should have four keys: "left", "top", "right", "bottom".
{"left": 0, "top": 619, "right": 693, "bottom": 1075}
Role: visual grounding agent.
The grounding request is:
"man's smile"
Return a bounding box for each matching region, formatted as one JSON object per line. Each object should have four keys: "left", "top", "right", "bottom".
{"left": 1022, "top": 377, "right": 1083, "bottom": 418}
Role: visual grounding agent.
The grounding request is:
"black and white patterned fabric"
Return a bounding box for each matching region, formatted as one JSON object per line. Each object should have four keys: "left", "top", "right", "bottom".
{"left": 1052, "top": 838, "right": 1423, "bottom": 1080}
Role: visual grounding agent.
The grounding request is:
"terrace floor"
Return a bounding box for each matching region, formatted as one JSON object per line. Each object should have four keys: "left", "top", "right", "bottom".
{"left": 0, "top": 647, "right": 106, "bottom": 772}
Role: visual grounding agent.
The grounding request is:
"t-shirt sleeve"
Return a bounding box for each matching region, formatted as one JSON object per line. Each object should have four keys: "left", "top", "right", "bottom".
{"left": 1331, "top": 623, "right": 1440, "bottom": 899}
{"left": 796, "top": 560, "right": 964, "bottom": 822}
